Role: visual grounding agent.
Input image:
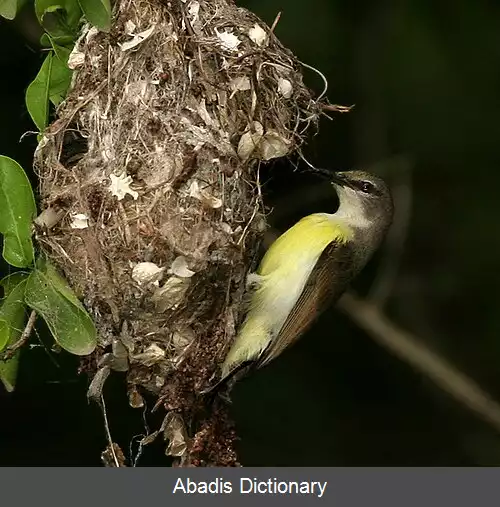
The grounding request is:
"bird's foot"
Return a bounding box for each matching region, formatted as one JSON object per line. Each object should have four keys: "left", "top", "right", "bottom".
{"left": 245, "top": 272, "right": 263, "bottom": 291}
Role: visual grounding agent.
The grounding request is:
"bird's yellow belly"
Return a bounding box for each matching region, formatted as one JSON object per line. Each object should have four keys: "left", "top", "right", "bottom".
{"left": 221, "top": 213, "right": 350, "bottom": 376}
{"left": 261, "top": 250, "right": 321, "bottom": 336}
{"left": 221, "top": 255, "right": 319, "bottom": 374}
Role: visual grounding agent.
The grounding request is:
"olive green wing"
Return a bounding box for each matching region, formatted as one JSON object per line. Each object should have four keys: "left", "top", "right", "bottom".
{"left": 256, "top": 239, "right": 354, "bottom": 369}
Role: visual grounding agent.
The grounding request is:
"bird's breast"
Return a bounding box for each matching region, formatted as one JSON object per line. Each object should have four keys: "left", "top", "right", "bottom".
{"left": 256, "top": 213, "right": 351, "bottom": 337}
{"left": 262, "top": 253, "right": 320, "bottom": 335}
{"left": 221, "top": 214, "right": 351, "bottom": 376}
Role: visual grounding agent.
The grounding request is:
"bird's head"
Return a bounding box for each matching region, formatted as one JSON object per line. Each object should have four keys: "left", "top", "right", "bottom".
{"left": 330, "top": 170, "right": 394, "bottom": 235}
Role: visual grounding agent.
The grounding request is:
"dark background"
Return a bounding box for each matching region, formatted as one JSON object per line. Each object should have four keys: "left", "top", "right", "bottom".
{"left": 2, "top": 0, "right": 500, "bottom": 466}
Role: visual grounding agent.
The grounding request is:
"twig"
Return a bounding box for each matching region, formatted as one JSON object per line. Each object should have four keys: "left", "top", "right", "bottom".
{"left": 322, "top": 104, "right": 354, "bottom": 113}
{"left": 0, "top": 310, "right": 37, "bottom": 361}
{"left": 181, "top": 5, "right": 195, "bottom": 37}
{"left": 100, "top": 394, "right": 120, "bottom": 467}
{"left": 270, "top": 12, "right": 282, "bottom": 33}
{"left": 337, "top": 292, "right": 500, "bottom": 434}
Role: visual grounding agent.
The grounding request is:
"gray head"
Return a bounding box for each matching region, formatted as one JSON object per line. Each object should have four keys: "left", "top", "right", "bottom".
{"left": 330, "top": 170, "right": 394, "bottom": 247}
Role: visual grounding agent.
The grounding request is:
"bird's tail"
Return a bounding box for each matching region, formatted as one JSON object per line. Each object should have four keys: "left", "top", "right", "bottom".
{"left": 199, "top": 361, "right": 254, "bottom": 403}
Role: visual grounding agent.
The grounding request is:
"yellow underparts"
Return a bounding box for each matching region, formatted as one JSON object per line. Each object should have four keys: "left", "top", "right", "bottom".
{"left": 220, "top": 213, "right": 352, "bottom": 378}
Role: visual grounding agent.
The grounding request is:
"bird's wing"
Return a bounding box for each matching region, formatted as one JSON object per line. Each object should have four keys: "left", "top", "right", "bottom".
{"left": 256, "top": 239, "right": 354, "bottom": 368}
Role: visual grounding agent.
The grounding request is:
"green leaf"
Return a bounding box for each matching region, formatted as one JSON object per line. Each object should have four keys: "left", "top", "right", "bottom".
{"left": 40, "top": 33, "right": 52, "bottom": 47}
{"left": 43, "top": 260, "right": 87, "bottom": 311}
{"left": 1, "top": 272, "right": 28, "bottom": 296}
{"left": 34, "top": 0, "right": 62, "bottom": 21}
{"left": 0, "top": 273, "right": 28, "bottom": 351}
{"left": 49, "top": 50, "right": 72, "bottom": 105}
{"left": 63, "top": 0, "right": 81, "bottom": 28}
{"left": 36, "top": 3, "right": 67, "bottom": 37}
{"left": 26, "top": 50, "right": 72, "bottom": 129}
{"left": 0, "top": 273, "right": 29, "bottom": 393}
{"left": 25, "top": 260, "right": 97, "bottom": 356}
{"left": 0, "top": 0, "right": 17, "bottom": 19}
{"left": 45, "top": 31, "right": 74, "bottom": 48}
{"left": 77, "top": 0, "right": 110, "bottom": 32}
{"left": 35, "top": 0, "right": 81, "bottom": 36}
{"left": 0, "top": 0, "right": 27, "bottom": 19}
{"left": 26, "top": 52, "right": 52, "bottom": 131}
{"left": 49, "top": 38, "right": 72, "bottom": 63}
{"left": 0, "top": 156, "right": 36, "bottom": 268}
{"left": 0, "top": 352, "right": 20, "bottom": 392}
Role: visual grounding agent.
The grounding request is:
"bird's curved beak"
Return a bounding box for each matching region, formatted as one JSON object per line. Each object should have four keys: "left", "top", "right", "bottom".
{"left": 312, "top": 168, "right": 355, "bottom": 189}
{"left": 330, "top": 172, "right": 354, "bottom": 189}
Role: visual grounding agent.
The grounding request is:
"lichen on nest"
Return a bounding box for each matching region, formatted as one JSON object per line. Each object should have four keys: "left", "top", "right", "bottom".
{"left": 33, "top": 0, "right": 322, "bottom": 464}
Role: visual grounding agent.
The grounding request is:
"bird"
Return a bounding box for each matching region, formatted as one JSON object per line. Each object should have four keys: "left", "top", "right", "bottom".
{"left": 214, "top": 170, "right": 393, "bottom": 391}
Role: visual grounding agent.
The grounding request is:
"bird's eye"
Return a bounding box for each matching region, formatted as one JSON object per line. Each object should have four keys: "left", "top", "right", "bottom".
{"left": 359, "top": 181, "right": 375, "bottom": 193}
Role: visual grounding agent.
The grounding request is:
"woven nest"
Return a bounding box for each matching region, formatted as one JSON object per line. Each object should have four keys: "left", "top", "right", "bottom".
{"left": 33, "top": 0, "right": 322, "bottom": 465}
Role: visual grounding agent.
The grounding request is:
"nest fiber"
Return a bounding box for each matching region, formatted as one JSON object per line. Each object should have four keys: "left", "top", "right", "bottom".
{"left": 34, "top": 0, "right": 321, "bottom": 464}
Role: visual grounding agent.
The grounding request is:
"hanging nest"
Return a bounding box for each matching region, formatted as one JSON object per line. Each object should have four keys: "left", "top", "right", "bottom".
{"left": 33, "top": 0, "right": 322, "bottom": 465}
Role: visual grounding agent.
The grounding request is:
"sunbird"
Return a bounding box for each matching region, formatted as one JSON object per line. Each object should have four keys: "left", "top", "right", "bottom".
{"left": 216, "top": 170, "right": 393, "bottom": 389}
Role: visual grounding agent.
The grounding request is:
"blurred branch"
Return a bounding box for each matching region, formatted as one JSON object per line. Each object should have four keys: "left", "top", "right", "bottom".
{"left": 338, "top": 292, "right": 500, "bottom": 434}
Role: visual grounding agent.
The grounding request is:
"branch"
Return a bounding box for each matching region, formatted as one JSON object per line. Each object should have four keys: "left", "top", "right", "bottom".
{"left": 0, "top": 310, "right": 37, "bottom": 361}
{"left": 337, "top": 292, "right": 500, "bottom": 433}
